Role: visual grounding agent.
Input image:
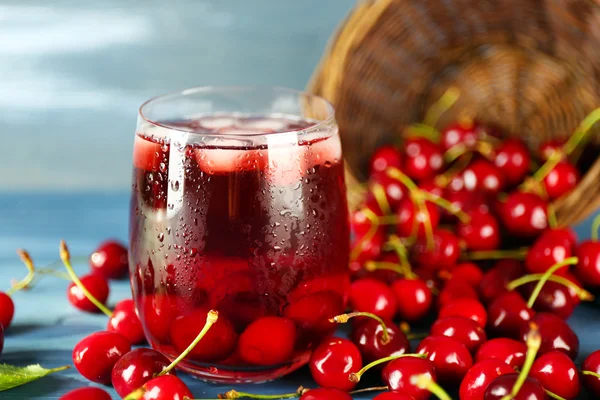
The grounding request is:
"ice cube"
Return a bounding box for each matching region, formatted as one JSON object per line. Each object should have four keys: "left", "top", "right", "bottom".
{"left": 305, "top": 136, "right": 342, "bottom": 167}
{"left": 133, "top": 135, "right": 168, "bottom": 172}
{"left": 237, "top": 118, "right": 289, "bottom": 132}
{"left": 194, "top": 147, "right": 266, "bottom": 174}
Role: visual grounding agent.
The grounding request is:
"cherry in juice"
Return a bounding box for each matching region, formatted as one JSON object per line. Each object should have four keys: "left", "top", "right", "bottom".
{"left": 130, "top": 115, "right": 350, "bottom": 382}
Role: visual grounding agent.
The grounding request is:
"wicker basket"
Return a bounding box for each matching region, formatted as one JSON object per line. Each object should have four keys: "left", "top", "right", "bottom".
{"left": 309, "top": 0, "right": 600, "bottom": 226}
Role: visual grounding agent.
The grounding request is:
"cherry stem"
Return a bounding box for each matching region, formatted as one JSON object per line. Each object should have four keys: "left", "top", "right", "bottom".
{"left": 330, "top": 312, "right": 390, "bottom": 344}
{"left": 7, "top": 249, "right": 36, "bottom": 296}
{"left": 59, "top": 240, "right": 113, "bottom": 318}
{"left": 531, "top": 150, "right": 563, "bottom": 183}
{"left": 463, "top": 248, "right": 528, "bottom": 261}
{"left": 217, "top": 387, "right": 307, "bottom": 399}
{"left": 420, "top": 191, "right": 470, "bottom": 224}
{"left": 591, "top": 213, "right": 600, "bottom": 241}
{"left": 383, "top": 235, "right": 417, "bottom": 278}
{"left": 158, "top": 310, "right": 219, "bottom": 377}
{"left": 502, "top": 322, "right": 541, "bottom": 400}
{"left": 526, "top": 257, "right": 579, "bottom": 308}
{"left": 562, "top": 107, "right": 600, "bottom": 155}
{"left": 405, "top": 123, "right": 441, "bottom": 143}
{"left": 415, "top": 199, "right": 435, "bottom": 251}
{"left": 371, "top": 183, "right": 392, "bottom": 216}
{"left": 545, "top": 390, "right": 567, "bottom": 400}
{"left": 435, "top": 152, "right": 473, "bottom": 188}
{"left": 507, "top": 273, "right": 594, "bottom": 301}
{"left": 582, "top": 370, "right": 600, "bottom": 379}
{"left": 547, "top": 203, "right": 558, "bottom": 229}
{"left": 349, "top": 386, "right": 389, "bottom": 395}
{"left": 365, "top": 261, "right": 409, "bottom": 277}
{"left": 410, "top": 374, "right": 452, "bottom": 400}
{"left": 423, "top": 86, "right": 460, "bottom": 128}
{"left": 349, "top": 354, "right": 427, "bottom": 383}
{"left": 350, "top": 208, "right": 380, "bottom": 261}
{"left": 387, "top": 167, "right": 419, "bottom": 192}
{"left": 35, "top": 267, "right": 71, "bottom": 281}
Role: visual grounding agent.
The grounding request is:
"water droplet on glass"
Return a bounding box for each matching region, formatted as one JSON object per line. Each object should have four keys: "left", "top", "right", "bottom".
{"left": 171, "top": 180, "right": 180, "bottom": 191}
{"left": 157, "top": 233, "right": 165, "bottom": 242}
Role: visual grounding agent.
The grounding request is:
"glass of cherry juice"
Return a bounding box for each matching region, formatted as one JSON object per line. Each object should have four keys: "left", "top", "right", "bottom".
{"left": 130, "top": 87, "right": 350, "bottom": 382}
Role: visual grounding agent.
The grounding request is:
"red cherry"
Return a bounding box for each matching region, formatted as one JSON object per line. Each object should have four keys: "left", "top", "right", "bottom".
{"left": 300, "top": 388, "right": 352, "bottom": 400}
{"left": 543, "top": 161, "right": 579, "bottom": 199}
{"left": 0, "top": 292, "right": 15, "bottom": 329}
{"left": 136, "top": 375, "right": 193, "bottom": 400}
{"left": 582, "top": 350, "right": 600, "bottom": 396}
{"left": 486, "top": 292, "right": 534, "bottom": 338}
{"left": 284, "top": 291, "right": 343, "bottom": 341}
{"left": 418, "top": 179, "right": 445, "bottom": 198}
{"left": 349, "top": 279, "right": 397, "bottom": 321}
{"left": 351, "top": 230, "right": 385, "bottom": 264}
{"left": 520, "top": 312, "right": 579, "bottom": 359}
{"left": 90, "top": 240, "right": 129, "bottom": 279}
{"left": 350, "top": 319, "right": 410, "bottom": 363}
{"left": 525, "top": 229, "right": 573, "bottom": 275}
{"left": 459, "top": 359, "right": 514, "bottom": 400}
{"left": 367, "top": 175, "right": 408, "bottom": 211}
{"left": 443, "top": 189, "right": 489, "bottom": 221}
{"left": 461, "top": 159, "right": 506, "bottom": 194}
{"left": 416, "top": 336, "right": 473, "bottom": 384}
{"left": 437, "top": 280, "right": 479, "bottom": 309}
{"left": 440, "top": 122, "right": 478, "bottom": 152}
{"left": 73, "top": 331, "right": 131, "bottom": 384}
{"left": 538, "top": 139, "right": 565, "bottom": 161}
{"left": 391, "top": 279, "right": 433, "bottom": 321}
{"left": 309, "top": 337, "right": 362, "bottom": 391}
{"left": 111, "top": 348, "right": 171, "bottom": 398}
{"left": 373, "top": 393, "right": 416, "bottom": 400}
{"left": 500, "top": 191, "right": 548, "bottom": 237}
{"left": 402, "top": 137, "right": 444, "bottom": 181}
{"left": 139, "top": 294, "right": 178, "bottom": 343}
{"left": 530, "top": 350, "right": 580, "bottom": 399}
{"left": 370, "top": 145, "right": 403, "bottom": 177}
{"left": 107, "top": 299, "right": 145, "bottom": 344}
{"left": 382, "top": 356, "right": 436, "bottom": 400}
{"left": 439, "top": 298, "right": 487, "bottom": 328}
{"left": 479, "top": 260, "right": 524, "bottom": 305}
{"left": 350, "top": 208, "right": 378, "bottom": 238}
{"left": 448, "top": 263, "right": 484, "bottom": 288}
{"left": 59, "top": 388, "right": 111, "bottom": 400}
{"left": 575, "top": 240, "right": 600, "bottom": 286}
{"left": 483, "top": 373, "right": 547, "bottom": 399}
{"left": 518, "top": 281, "right": 575, "bottom": 319}
{"left": 412, "top": 229, "right": 460, "bottom": 270}
{"left": 430, "top": 316, "right": 487, "bottom": 354}
{"left": 458, "top": 211, "right": 500, "bottom": 251}
{"left": 395, "top": 198, "right": 440, "bottom": 239}
{"left": 475, "top": 338, "right": 526, "bottom": 369}
{"left": 238, "top": 316, "right": 296, "bottom": 365}
{"left": 67, "top": 274, "right": 110, "bottom": 313}
{"left": 493, "top": 139, "right": 530, "bottom": 186}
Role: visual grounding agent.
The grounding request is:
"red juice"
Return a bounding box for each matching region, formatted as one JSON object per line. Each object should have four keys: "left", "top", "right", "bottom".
{"left": 130, "top": 115, "right": 350, "bottom": 382}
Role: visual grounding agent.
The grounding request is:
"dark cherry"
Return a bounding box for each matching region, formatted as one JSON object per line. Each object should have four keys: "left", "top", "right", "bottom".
{"left": 382, "top": 356, "right": 436, "bottom": 400}
{"left": 430, "top": 316, "right": 487, "bottom": 354}
{"left": 457, "top": 211, "right": 500, "bottom": 251}
{"left": 300, "top": 388, "right": 352, "bottom": 400}
{"left": 402, "top": 137, "right": 444, "bottom": 181}
{"left": 67, "top": 274, "right": 110, "bottom": 313}
{"left": 107, "top": 299, "right": 145, "bottom": 344}
{"left": 416, "top": 335, "right": 473, "bottom": 384}
{"left": 351, "top": 319, "right": 410, "bottom": 363}
{"left": 459, "top": 359, "right": 514, "bottom": 400}
{"left": 395, "top": 198, "right": 440, "bottom": 239}
{"left": 59, "top": 387, "right": 112, "bottom": 400}
{"left": 520, "top": 312, "right": 579, "bottom": 359}
{"left": 461, "top": 159, "right": 506, "bottom": 194}
{"left": 0, "top": 292, "right": 14, "bottom": 329}
{"left": 90, "top": 239, "right": 129, "bottom": 279}
{"left": 538, "top": 139, "right": 565, "bottom": 161}
{"left": 349, "top": 278, "right": 397, "bottom": 320}
{"left": 448, "top": 263, "right": 484, "bottom": 288}
{"left": 441, "top": 121, "right": 478, "bottom": 152}
{"left": 543, "top": 161, "right": 579, "bottom": 200}
{"left": 525, "top": 228, "right": 573, "bottom": 275}
{"left": 373, "top": 393, "right": 416, "bottom": 400}
{"left": 518, "top": 281, "right": 575, "bottom": 319}
{"left": 391, "top": 279, "right": 433, "bottom": 321}
{"left": 370, "top": 145, "right": 403, "bottom": 177}
{"left": 582, "top": 350, "right": 600, "bottom": 396}
{"left": 412, "top": 229, "right": 460, "bottom": 270}
{"left": 72, "top": 331, "right": 131, "bottom": 384}
{"left": 135, "top": 375, "right": 193, "bottom": 400}
{"left": 439, "top": 298, "right": 487, "bottom": 328}
{"left": 493, "top": 139, "right": 531, "bottom": 186}
{"left": 486, "top": 291, "right": 534, "bottom": 338}
{"left": 443, "top": 189, "right": 489, "bottom": 221}
{"left": 484, "top": 373, "right": 547, "bottom": 399}
{"left": 309, "top": 337, "right": 362, "bottom": 391}
{"left": 479, "top": 260, "right": 524, "bottom": 305}
{"left": 575, "top": 240, "right": 600, "bottom": 286}
{"left": 475, "top": 338, "right": 527, "bottom": 369}
{"left": 530, "top": 350, "right": 580, "bottom": 399}
{"left": 111, "top": 348, "right": 171, "bottom": 398}
{"left": 238, "top": 316, "right": 296, "bottom": 365}
{"left": 437, "top": 280, "right": 479, "bottom": 309}
{"left": 500, "top": 191, "right": 549, "bottom": 237}
{"left": 351, "top": 230, "right": 385, "bottom": 264}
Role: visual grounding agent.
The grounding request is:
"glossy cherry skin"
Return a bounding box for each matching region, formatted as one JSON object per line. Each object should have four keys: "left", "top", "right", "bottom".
{"left": 543, "top": 161, "right": 579, "bottom": 199}
{"left": 368, "top": 174, "right": 408, "bottom": 211}
{"left": 349, "top": 278, "right": 397, "bottom": 321}
{"left": 111, "top": 348, "right": 171, "bottom": 397}
{"left": 351, "top": 230, "right": 385, "bottom": 264}
{"left": 59, "top": 387, "right": 112, "bottom": 400}
{"left": 139, "top": 294, "right": 179, "bottom": 343}
{"left": 520, "top": 312, "right": 579, "bottom": 359}
{"left": 486, "top": 292, "right": 534, "bottom": 338}
{"left": 461, "top": 159, "right": 506, "bottom": 194}
{"left": 309, "top": 337, "right": 362, "bottom": 392}
{"left": 90, "top": 240, "right": 129, "bottom": 279}
{"left": 0, "top": 292, "right": 14, "bottom": 329}
{"left": 439, "top": 298, "right": 487, "bottom": 328}
{"left": 525, "top": 228, "right": 573, "bottom": 275}
{"left": 412, "top": 229, "right": 460, "bottom": 270}
{"left": 438, "top": 280, "right": 479, "bottom": 309}
{"left": 530, "top": 350, "right": 580, "bottom": 399}
{"left": 459, "top": 359, "right": 514, "bottom": 400}
{"left": 475, "top": 338, "right": 526, "bottom": 369}
{"left": 518, "top": 281, "right": 575, "bottom": 319}
{"left": 418, "top": 179, "right": 445, "bottom": 198}
{"left": 137, "top": 375, "right": 192, "bottom": 400}
{"left": 484, "top": 374, "right": 547, "bottom": 399}
{"left": 351, "top": 319, "right": 410, "bottom": 363}
{"left": 67, "top": 274, "right": 110, "bottom": 313}
{"left": 443, "top": 189, "right": 489, "bottom": 221}
{"left": 493, "top": 139, "right": 531, "bottom": 186}
{"left": 500, "top": 191, "right": 548, "bottom": 237}
{"left": 169, "top": 308, "right": 237, "bottom": 362}
{"left": 449, "top": 263, "right": 484, "bottom": 288}
{"left": 391, "top": 279, "right": 433, "bottom": 321}
{"left": 430, "top": 316, "right": 487, "bottom": 354}
{"left": 107, "top": 299, "right": 145, "bottom": 344}
{"left": 382, "top": 356, "right": 436, "bottom": 400}
{"left": 575, "top": 240, "right": 600, "bottom": 286}
{"left": 458, "top": 211, "right": 500, "bottom": 251}
{"left": 416, "top": 336, "right": 473, "bottom": 384}
{"left": 238, "top": 316, "right": 296, "bottom": 366}
{"left": 538, "top": 139, "right": 565, "bottom": 161}
{"left": 402, "top": 137, "right": 444, "bottom": 181}
{"left": 441, "top": 122, "right": 478, "bottom": 152}
{"left": 478, "top": 260, "right": 524, "bottom": 305}
{"left": 72, "top": 331, "right": 131, "bottom": 384}
{"left": 582, "top": 350, "right": 600, "bottom": 396}
{"left": 373, "top": 393, "right": 416, "bottom": 400}
{"left": 300, "top": 388, "right": 352, "bottom": 400}
{"left": 370, "top": 145, "right": 403, "bottom": 177}
{"left": 395, "top": 198, "right": 441, "bottom": 239}
{"left": 350, "top": 208, "right": 378, "bottom": 238}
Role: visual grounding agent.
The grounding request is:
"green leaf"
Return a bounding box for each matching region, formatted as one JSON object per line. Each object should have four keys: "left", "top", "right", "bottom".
{"left": 0, "top": 364, "right": 70, "bottom": 391}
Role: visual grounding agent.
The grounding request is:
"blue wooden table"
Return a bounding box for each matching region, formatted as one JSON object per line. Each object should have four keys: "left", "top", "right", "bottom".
{"left": 1, "top": 192, "right": 599, "bottom": 399}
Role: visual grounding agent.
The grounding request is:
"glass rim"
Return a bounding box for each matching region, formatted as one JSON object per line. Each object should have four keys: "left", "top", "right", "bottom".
{"left": 138, "top": 85, "right": 336, "bottom": 139}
